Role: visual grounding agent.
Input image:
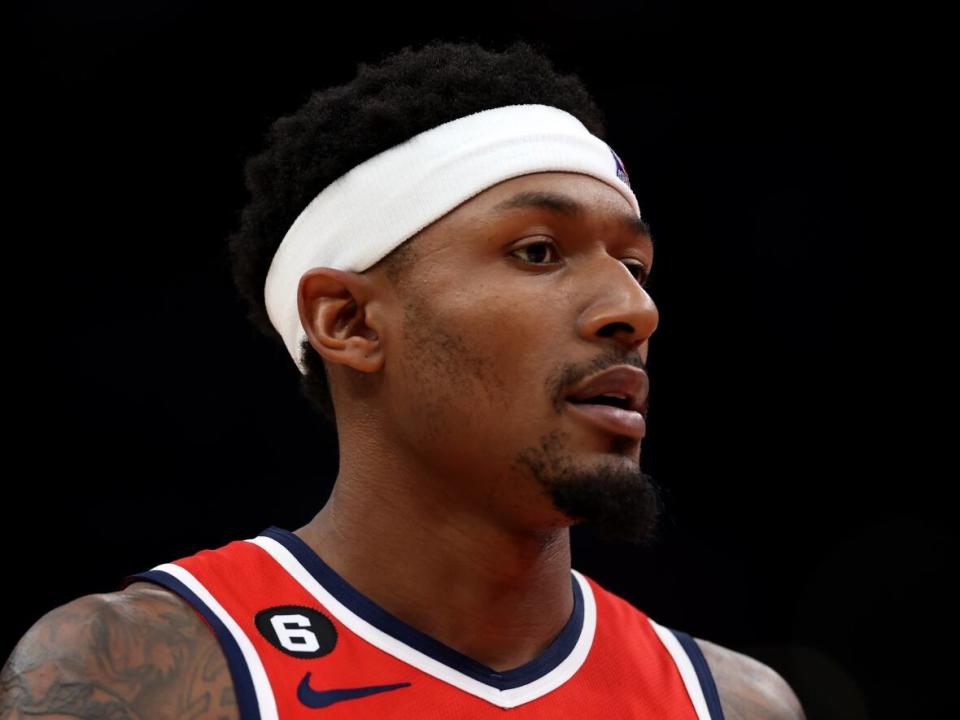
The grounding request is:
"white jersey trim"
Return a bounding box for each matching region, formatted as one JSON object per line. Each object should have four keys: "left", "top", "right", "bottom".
{"left": 647, "top": 617, "right": 713, "bottom": 720}
{"left": 151, "top": 562, "right": 280, "bottom": 720}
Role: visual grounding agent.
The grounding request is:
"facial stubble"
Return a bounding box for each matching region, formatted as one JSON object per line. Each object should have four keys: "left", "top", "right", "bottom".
{"left": 514, "top": 429, "right": 663, "bottom": 546}
{"left": 396, "top": 280, "right": 662, "bottom": 545}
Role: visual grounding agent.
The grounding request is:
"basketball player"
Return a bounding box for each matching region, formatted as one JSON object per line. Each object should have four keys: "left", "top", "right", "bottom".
{"left": 1, "top": 41, "right": 805, "bottom": 719}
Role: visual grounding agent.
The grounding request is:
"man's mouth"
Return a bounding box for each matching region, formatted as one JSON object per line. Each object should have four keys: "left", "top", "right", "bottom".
{"left": 565, "top": 398, "right": 646, "bottom": 440}
{"left": 564, "top": 365, "right": 649, "bottom": 440}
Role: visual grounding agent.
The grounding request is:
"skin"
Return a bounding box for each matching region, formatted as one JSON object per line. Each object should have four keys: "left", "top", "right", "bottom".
{"left": 1, "top": 584, "right": 237, "bottom": 720}
{"left": 1, "top": 171, "right": 804, "bottom": 718}
{"left": 294, "top": 171, "right": 659, "bottom": 669}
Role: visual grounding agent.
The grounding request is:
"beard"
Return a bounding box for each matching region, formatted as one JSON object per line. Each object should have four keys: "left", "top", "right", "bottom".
{"left": 515, "top": 429, "right": 663, "bottom": 546}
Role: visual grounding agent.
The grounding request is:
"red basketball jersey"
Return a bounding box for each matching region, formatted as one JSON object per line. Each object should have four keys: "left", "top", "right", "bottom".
{"left": 119, "top": 526, "right": 725, "bottom": 719}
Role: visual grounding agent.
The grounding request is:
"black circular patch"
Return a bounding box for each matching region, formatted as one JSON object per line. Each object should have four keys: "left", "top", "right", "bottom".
{"left": 254, "top": 605, "right": 337, "bottom": 659}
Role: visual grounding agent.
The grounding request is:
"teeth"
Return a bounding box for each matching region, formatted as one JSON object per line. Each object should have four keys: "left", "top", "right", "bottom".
{"left": 601, "top": 393, "right": 627, "bottom": 399}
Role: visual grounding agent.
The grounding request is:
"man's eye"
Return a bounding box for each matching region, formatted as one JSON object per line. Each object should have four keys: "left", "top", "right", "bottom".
{"left": 510, "top": 240, "right": 651, "bottom": 287}
{"left": 509, "top": 239, "right": 561, "bottom": 265}
{"left": 623, "top": 260, "right": 651, "bottom": 287}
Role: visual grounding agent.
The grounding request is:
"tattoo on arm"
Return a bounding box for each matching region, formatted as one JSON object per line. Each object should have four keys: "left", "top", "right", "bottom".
{"left": 1, "top": 587, "right": 238, "bottom": 720}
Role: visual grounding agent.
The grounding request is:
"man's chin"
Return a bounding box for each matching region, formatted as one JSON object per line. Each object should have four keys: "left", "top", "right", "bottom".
{"left": 513, "top": 430, "right": 661, "bottom": 545}
{"left": 546, "top": 470, "right": 663, "bottom": 546}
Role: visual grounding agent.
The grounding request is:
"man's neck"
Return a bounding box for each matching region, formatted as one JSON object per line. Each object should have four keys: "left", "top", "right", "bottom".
{"left": 293, "top": 479, "right": 574, "bottom": 672}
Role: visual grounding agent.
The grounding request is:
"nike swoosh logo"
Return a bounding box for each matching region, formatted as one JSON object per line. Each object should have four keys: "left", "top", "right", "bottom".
{"left": 297, "top": 671, "right": 411, "bottom": 709}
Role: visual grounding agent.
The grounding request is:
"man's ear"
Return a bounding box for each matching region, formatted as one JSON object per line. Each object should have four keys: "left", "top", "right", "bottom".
{"left": 297, "top": 267, "right": 384, "bottom": 373}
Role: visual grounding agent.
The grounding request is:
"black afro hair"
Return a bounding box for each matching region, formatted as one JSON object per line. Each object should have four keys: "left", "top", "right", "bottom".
{"left": 227, "top": 38, "right": 609, "bottom": 428}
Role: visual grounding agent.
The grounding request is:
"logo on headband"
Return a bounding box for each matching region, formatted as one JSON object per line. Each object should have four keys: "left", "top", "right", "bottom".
{"left": 610, "top": 148, "right": 631, "bottom": 187}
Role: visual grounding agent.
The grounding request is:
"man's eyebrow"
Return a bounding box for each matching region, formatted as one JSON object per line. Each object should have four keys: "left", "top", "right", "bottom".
{"left": 490, "top": 190, "right": 653, "bottom": 247}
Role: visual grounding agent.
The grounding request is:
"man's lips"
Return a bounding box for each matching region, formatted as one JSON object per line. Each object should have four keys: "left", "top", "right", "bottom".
{"left": 565, "top": 400, "right": 647, "bottom": 440}
{"left": 564, "top": 365, "right": 649, "bottom": 440}
{"left": 565, "top": 366, "right": 649, "bottom": 413}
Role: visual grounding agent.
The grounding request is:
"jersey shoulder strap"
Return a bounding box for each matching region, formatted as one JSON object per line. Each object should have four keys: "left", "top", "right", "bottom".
{"left": 585, "top": 576, "right": 726, "bottom": 720}
{"left": 118, "top": 532, "right": 292, "bottom": 720}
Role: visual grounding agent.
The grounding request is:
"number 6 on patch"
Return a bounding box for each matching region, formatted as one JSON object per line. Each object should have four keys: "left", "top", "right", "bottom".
{"left": 271, "top": 614, "right": 321, "bottom": 652}
{"left": 255, "top": 605, "right": 338, "bottom": 659}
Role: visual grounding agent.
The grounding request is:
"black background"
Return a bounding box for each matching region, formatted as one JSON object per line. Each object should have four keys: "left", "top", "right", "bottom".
{"left": 8, "top": 2, "right": 952, "bottom": 718}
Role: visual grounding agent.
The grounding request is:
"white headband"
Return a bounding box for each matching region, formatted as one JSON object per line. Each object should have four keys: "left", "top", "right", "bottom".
{"left": 264, "top": 103, "right": 641, "bottom": 374}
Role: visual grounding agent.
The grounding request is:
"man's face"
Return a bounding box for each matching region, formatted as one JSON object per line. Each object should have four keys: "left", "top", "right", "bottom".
{"left": 359, "top": 171, "right": 660, "bottom": 544}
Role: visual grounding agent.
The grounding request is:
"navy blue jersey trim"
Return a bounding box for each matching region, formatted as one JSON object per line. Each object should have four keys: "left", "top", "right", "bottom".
{"left": 670, "top": 629, "right": 726, "bottom": 720}
{"left": 258, "top": 526, "right": 584, "bottom": 691}
{"left": 120, "top": 570, "right": 262, "bottom": 720}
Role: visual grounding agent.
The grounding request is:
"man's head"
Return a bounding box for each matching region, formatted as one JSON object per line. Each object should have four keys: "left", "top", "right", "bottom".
{"left": 228, "top": 40, "right": 663, "bottom": 545}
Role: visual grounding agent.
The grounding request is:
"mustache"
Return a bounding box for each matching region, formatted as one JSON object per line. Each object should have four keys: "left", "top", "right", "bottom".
{"left": 554, "top": 350, "right": 648, "bottom": 406}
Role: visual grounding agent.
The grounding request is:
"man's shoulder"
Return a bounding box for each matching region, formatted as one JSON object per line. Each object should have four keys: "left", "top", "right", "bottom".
{"left": 1, "top": 584, "right": 238, "bottom": 719}
{"left": 694, "top": 637, "right": 805, "bottom": 720}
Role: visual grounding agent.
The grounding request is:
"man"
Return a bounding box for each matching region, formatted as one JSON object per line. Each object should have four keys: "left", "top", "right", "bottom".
{"left": 1, "top": 40, "right": 805, "bottom": 719}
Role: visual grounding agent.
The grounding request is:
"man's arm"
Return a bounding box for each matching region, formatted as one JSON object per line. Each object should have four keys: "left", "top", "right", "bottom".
{"left": 696, "top": 637, "right": 805, "bottom": 720}
{"left": 1, "top": 584, "right": 238, "bottom": 720}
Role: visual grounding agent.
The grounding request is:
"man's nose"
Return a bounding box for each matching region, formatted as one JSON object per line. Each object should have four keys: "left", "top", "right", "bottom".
{"left": 576, "top": 256, "right": 659, "bottom": 353}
